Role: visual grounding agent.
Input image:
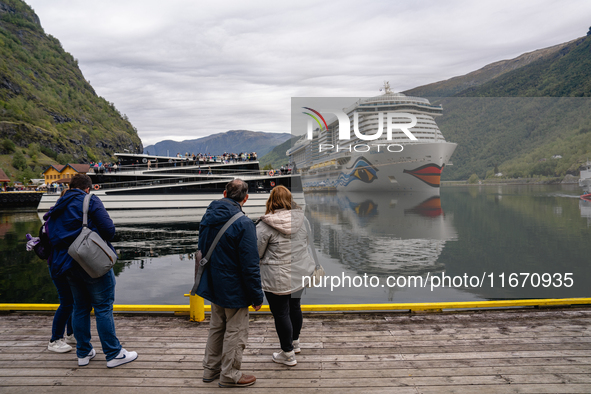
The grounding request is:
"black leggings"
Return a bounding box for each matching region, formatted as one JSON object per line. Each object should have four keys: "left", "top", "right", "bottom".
{"left": 265, "top": 290, "right": 303, "bottom": 352}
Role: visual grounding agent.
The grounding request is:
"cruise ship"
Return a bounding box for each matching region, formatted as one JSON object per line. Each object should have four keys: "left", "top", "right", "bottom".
{"left": 287, "top": 84, "right": 457, "bottom": 192}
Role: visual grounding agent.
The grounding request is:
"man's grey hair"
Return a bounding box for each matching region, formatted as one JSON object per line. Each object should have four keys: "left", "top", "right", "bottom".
{"left": 226, "top": 179, "right": 248, "bottom": 202}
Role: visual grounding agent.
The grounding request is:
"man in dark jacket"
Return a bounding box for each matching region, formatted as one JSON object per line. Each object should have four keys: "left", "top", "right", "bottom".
{"left": 47, "top": 174, "right": 137, "bottom": 368}
{"left": 196, "top": 179, "right": 263, "bottom": 388}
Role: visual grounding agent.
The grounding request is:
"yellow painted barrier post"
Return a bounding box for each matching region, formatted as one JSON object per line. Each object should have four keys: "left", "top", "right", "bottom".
{"left": 190, "top": 294, "right": 205, "bottom": 322}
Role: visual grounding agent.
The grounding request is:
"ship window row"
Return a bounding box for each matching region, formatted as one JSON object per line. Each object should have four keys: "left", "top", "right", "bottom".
{"left": 354, "top": 117, "right": 437, "bottom": 123}
{"left": 353, "top": 105, "right": 442, "bottom": 114}
{"left": 353, "top": 122, "right": 440, "bottom": 130}
{"left": 350, "top": 118, "right": 437, "bottom": 126}
{"left": 353, "top": 126, "right": 440, "bottom": 133}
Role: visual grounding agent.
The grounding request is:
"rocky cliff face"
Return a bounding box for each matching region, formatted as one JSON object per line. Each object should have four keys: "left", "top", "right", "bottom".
{"left": 0, "top": 0, "right": 142, "bottom": 163}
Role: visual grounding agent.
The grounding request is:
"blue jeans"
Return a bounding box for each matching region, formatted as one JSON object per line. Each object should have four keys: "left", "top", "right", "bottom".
{"left": 50, "top": 271, "right": 73, "bottom": 342}
{"left": 66, "top": 266, "right": 121, "bottom": 360}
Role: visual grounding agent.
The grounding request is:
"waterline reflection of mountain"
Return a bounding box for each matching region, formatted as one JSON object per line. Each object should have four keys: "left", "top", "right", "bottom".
{"left": 305, "top": 192, "right": 457, "bottom": 277}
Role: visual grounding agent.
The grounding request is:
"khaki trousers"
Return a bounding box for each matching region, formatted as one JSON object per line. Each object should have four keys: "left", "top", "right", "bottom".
{"left": 203, "top": 303, "right": 250, "bottom": 383}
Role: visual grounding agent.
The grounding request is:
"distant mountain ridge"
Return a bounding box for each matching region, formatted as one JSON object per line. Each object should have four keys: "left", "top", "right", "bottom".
{"left": 404, "top": 38, "right": 580, "bottom": 98}
{"left": 403, "top": 34, "right": 591, "bottom": 180}
{"left": 143, "top": 130, "right": 292, "bottom": 157}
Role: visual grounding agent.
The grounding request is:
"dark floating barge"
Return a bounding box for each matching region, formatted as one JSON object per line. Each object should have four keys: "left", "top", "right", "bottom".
{"left": 0, "top": 191, "right": 44, "bottom": 207}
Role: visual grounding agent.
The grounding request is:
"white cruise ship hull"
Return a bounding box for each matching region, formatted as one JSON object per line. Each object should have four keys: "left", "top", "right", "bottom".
{"left": 301, "top": 142, "right": 457, "bottom": 193}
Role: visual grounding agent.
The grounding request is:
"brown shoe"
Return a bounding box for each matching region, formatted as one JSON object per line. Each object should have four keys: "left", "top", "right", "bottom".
{"left": 218, "top": 374, "right": 256, "bottom": 388}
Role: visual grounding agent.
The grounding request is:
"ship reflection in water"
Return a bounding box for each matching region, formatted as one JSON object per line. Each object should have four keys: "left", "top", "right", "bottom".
{"left": 301, "top": 191, "right": 477, "bottom": 304}
{"left": 580, "top": 199, "right": 591, "bottom": 227}
{"left": 306, "top": 192, "right": 457, "bottom": 278}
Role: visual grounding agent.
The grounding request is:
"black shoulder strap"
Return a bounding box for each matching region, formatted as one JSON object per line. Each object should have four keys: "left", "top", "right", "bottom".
{"left": 203, "top": 211, "right": 244, "bottom": 262}
{"left": 190, "top": 211, "right": 244, "bottom": 296}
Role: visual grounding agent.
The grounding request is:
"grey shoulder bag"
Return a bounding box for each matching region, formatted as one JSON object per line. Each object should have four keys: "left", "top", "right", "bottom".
{"left": 68, "top": 193, "right": 118, "bottom": 278}
{"left": 190, "top": 211, "right": 244, "bottom": 296}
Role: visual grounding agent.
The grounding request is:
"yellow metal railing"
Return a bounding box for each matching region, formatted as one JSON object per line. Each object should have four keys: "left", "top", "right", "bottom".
{"left": 2, "top": 297, "right": 591, "bottom": 322}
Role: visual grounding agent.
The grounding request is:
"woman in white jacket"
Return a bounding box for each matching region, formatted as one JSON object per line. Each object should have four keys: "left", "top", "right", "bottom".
{"left": 256, "top": 186, "right": 315, "bottom": 366}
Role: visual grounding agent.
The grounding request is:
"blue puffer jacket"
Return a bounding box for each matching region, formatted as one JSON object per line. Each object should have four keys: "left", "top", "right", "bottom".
{"left": 196, "top": 198, "right": 263, "bottom": 309}
{"left": 46, "top": 189, "right": 116, "bottom": 278}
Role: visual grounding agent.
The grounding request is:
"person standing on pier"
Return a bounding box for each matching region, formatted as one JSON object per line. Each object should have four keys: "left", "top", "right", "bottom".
{"left": 256, "top": 185, "right": 315, "bottom": 366}
{"left": 47, "top": 174, "right": 138, "bottom": 368}
{"left": 195, "top": 179, "right": 264, "bottom": 388}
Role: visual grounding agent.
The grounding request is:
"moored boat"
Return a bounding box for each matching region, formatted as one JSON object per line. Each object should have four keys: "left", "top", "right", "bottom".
{"left": 37, "top": 153, "right": 304, "bottom": 223}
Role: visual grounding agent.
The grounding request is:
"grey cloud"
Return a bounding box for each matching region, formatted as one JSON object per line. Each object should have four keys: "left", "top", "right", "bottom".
{"left": 25, "top": 0, "right": 591, "bottom": 145}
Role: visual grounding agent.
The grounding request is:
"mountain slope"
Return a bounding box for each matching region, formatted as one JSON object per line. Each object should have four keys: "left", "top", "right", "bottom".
{"left": 404, "top": 39, "right": 578, "bottom": 98}
{"left": 258, "top": 136, "right": 300, "bottom": 169}
{"left": 143, "top": 130, "right": 291, "bottom": 157}
{"left": 403, "top": 34, "right": 591, "bottom": 180}
{"left": 458, "top": 36, "right": 591, "bottom": 97}
{"left": 0, "top": 0, "right": 142, "bottom": 167}
{"left": 438, "top": 97, "right": 591, "bottom": 180}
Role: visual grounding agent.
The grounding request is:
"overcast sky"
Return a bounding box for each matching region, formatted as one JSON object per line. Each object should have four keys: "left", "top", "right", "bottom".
{"left": 25, "top": 0, "right": 591, "bottom": 146}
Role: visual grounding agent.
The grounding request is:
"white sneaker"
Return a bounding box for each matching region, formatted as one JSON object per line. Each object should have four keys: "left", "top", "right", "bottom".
{"left": 65, "top": 334, "right": 76, "bottom": 345}
{"left": 293, "top": 339, "right": 301, "bottom": 354}
{"left": 272, "top": 350, "right": 297, "bottom": 366}
{"left": 78, "top": 348, "right": 96, "bottom": 366}
{"left": 47, "top": 338, "right": 72, "bottom": 353}
{"left": 107, "top": 348, "right": 138, "bottom": 368}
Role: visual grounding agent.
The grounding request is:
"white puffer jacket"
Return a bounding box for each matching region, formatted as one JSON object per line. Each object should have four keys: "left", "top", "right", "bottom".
{"left": 256, "top": 208, "right": 316, "bottom": 295}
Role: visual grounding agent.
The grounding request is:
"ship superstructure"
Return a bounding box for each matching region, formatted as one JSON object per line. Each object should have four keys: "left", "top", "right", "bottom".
{"left": 288, "top": 84, "right": 457, "bottom": 192}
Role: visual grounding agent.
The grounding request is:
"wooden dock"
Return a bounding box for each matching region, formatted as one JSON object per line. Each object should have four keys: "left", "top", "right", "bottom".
{"left": 0, "top": 308, "right": 590, "bottom": 393}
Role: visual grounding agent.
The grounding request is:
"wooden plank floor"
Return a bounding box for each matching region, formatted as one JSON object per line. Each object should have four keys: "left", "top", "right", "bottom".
{"left": 0, "top": 308, "right": 591, "bottom": 393}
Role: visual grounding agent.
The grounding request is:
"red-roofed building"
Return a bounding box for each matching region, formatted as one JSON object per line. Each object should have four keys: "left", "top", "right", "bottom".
{"left": 0, "top": 168, "right": 10, "bottom": 191}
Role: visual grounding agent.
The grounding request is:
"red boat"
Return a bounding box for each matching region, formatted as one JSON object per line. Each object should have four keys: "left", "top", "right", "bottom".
{"left": 581, "top": 193, "right": 591, "bottom": 201}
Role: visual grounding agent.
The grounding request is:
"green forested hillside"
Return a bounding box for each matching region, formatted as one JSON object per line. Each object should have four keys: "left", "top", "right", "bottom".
{"left": 406, "top": 33, "right": 591, "bottom": 180}
{"left": 0, "top": 0, "right": 142, "bottom": 183}
{"left": 460, "top": 36, "right": 591, "bottom": 98}
{"left": 437, "top": 98, "right": 591, "bottom": 180}
{"left": 405, "top": 39, "right": 576, "bottom": 98}
{"left": 259, "top": 136, "right": 299, "bottom": 169}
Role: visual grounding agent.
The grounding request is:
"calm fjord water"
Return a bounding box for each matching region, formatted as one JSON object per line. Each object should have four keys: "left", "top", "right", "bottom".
{"left": 1, "top": 185, "right": 590, "bottom": 305}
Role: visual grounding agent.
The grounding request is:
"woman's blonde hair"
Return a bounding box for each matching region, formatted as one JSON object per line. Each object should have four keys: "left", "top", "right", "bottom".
{"left": 265, "top": 185, "right": 294, "bottom": 214}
